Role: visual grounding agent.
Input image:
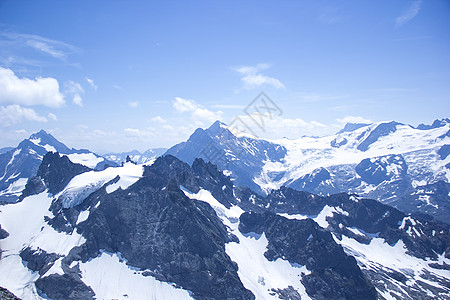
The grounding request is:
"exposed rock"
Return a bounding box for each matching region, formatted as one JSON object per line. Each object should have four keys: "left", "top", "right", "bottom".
{"left": 239, "top": 211, "right": 377, "bottom": 300}
{"left": 0, "top": 286, "right": 21, "bottom": 300}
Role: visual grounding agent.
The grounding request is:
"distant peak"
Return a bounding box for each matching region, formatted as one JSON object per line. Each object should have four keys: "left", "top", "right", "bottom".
{"left": 30, "top": 129, "right": 50, "bottom": 139}
{"left": 337, "top": 123, "right": 370, "bottom": 134}
{"left": 417, "top": 118, "right": 450, "bottom": 130}
{"left": 206, "top": 120, "right": 229, "bottom": 134}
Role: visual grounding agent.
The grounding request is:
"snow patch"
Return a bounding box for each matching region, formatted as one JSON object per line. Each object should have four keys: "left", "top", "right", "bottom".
{"left": 67, "top": 153, "right": 104, "bottom": 169}
{"left": 76, "top": 210, "right": 90, "bottom": 225}
{"left": 0, "top": 192, "right": 85, "bottom": 298}
{"left": 226, "top": 232, "right": 311, "bottom": 299}
{"left": 79, "top": 252, "right": 193, "bottom": 300}
{"left": 59, "top": 162, "right": 143, "bottom": 208}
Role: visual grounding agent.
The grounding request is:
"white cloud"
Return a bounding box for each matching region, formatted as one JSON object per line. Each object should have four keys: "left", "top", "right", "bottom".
{"left": 212, "top": 104, "right": 245, "bottom": 109}
{"left": 232, "top": 64, "right": 285, "bottom": 90}
{"left": 64, "top": 80, "right": 84, "bottom": 107}
{"left": 128, "top": 101, "right": 139, "bottom": 108}
{"left": 0, "top": 67, "right": 65, "bottom": 107}
{"left": 72, "top": 94, "right": 83, "bottom": 106}
{"left": 47, "top": 112, "right": 57, "bottom": 121}
{"left": 173, "top": 97, "right": 222, "bottom": 123}
{"left": 396, "top": 0, "right": 422, "bottom": 27}
{"left": 85, "top": 77, "right": 98, "bottom": 91}
{"left": 337, "top": 116, "right": 372, "bottom": 124}
{"left": 0, "top": 104, "right": 48, "bottom": 126}
{"left": 230, "top": 113, "right": 330, "bottom": 139}
{"left": 151, "top": 116, "right": 166, "bottom": 123}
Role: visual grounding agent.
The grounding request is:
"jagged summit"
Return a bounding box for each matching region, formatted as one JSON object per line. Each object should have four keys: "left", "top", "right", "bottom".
{"left": 417, "top": 118, "right": 450, "bottom": 130}
{"left": 337, "top": 122, "right": 370, "bottom": 134}
{"left": 206, "top": 120, "right": 229, "bottom": 134}
{"left": 27, "top": 129, "right": 73, "bottom": 154}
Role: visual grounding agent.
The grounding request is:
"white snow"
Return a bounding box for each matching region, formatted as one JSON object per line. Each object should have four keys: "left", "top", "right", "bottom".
{"left": 0, "top": 255, "right": 41, "bottom": 299}
{"left": 0, "top": 178, "right": 28, "bottom": 197}
{"left": 226, "top": 232, "right": 311, "bottom": 300}
{"left": 254, "top": 122, "right": 450, "bottom": 193}
{"left": 0, "top": 192, "right": 86, "bottom": 299}
{"left": 336, "top": 235, "right": 450, "bottom": 292}
{"left": 42, "top": 257, "right": 64, "bottom": 277}
{"left": 67, "top": 153, "right": 104, "bottom": 168}
{"left": 59, "top": 162, "right": 144, "bottom": 208}
{"left": 182, "top": 187, "right": 311, "bottom": 299}
{"left": 0, "top": 149, "right": 21, "bottom": 181}
{"left": 278, "top": 213, "right": 308, "bottom": 220}
{"left": 76, "top": 210, "right": 90, "bottom": 225}
{"left": 182, "top": 188, "right": 243, "bottom": 227}
{"left": 79, "top": 251, "right": 193, "bottom": 300}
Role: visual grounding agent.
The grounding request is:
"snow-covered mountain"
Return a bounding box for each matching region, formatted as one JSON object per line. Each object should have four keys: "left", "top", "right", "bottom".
{"left": 0, "top": 153, "right": 449, "bottom": 299}
{"left": 166, "top": 119, "right": 450, "bottom": 224}
{"left": 103, "top": 148, "right": 167, "bottom": 165}
{"left": 0, "top": 130, "right": 117, "bottom": 203}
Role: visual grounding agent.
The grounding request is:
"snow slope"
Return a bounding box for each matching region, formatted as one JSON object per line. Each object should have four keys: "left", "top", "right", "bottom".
{"left": 183, "top": 188, "right": 312, "bottom": 299}
{"left": 79, "top": 251, "right": 193, "bottom": 300}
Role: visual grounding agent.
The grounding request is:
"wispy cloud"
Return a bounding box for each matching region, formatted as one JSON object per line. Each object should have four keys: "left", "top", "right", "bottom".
{"left": 0, "top": 31, "right": 79, "bottom": 60}
{"left": 396, "top": 0, "right": 422, "bottom": 27}
{"left": 128, "top": 101, "right": 139, "bottom": 108}
{"left": 232, "top": 64, "right": 285, "bottom": 90}
{"left": 64, "top": 81, "right": 84, "bottom": 107}
{"left": 211, "top": 104, "right": 245, "bottom": 109}
{"left": 337, "top": 116, "right": 372, "bottom": 124}
{"left": 151, "top": 116, "right": 166, "bottom": 123}
{"left": 173, "top": 97, "right": 222, "bottom": 124}
{"left": 0, "top": 104, "right": 48, "bottom": 126}
{"left": 233, "top": 113, "right": 329, "bottom": 139}
{"left": 85, "top": 77, "right": 98, "bottom": 91}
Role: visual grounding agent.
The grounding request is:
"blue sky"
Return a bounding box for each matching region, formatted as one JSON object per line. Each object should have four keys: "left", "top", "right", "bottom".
{"left": 0, "top": 0, "right": 449, "bottom": 152}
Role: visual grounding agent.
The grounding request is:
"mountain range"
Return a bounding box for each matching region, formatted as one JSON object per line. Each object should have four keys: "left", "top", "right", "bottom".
{"left": 166, "top": 119, "right": 450, "bottom": 224}
{"left": 0, "top": 118, "right": 449, "bottom": 299}
{"left": 0, "top": 130, "right": 117, "bottom": 203}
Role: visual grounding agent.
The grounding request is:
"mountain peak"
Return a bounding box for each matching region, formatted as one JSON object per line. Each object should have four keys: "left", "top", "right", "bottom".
{"left": 206, "top": 120, "right": 228, "bottom": 135}
{"left": 26, "top": 130, "right": 72, "bottom": 154}
{"left": 337, "top": 123, "right": 370, "bottom": 134}
{"left": 29, "top": 129, "right": 51, "bottom": 139}
{"left": 417, "top": 118, "right": 450, "bottom": 130}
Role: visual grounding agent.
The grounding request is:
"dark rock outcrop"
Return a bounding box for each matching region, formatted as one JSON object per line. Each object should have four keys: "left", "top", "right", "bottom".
{"left": 357, "top": 121, "right": 401, "bottom": 151}
{"left": 0, "top": 286, "right": 21, "bottom": 300}
{"left": 21, "top": 152, "right": 91, "bottom": 199}
{"left": 239, "top": 211, "right": 377, "bottom": 300}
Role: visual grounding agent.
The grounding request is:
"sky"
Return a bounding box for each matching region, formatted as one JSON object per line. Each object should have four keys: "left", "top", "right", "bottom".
{"left": 0, "top": 0, "right": 449, "bottom": 152}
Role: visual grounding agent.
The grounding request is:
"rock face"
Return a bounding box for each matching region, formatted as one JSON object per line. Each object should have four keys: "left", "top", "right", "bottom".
{"left": 357, "top": 121, "right": 402, "bottom": 151}
{"left": 75, "top": 180, "right": 251, "bottom": 299}
{"left": 21, "top": 152, "right": 91, "bottom": 199}
{"left": 237, "top": 186, "right": 450, "bottom": 298}
{"left": 355, "top": 154, "right": 408, "bottom": 185}
{"left": 0, "top": 286, "right": 21, "bottom": 300}
{"left": 239, "top": 211, "right": 377, "bottom": 300}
